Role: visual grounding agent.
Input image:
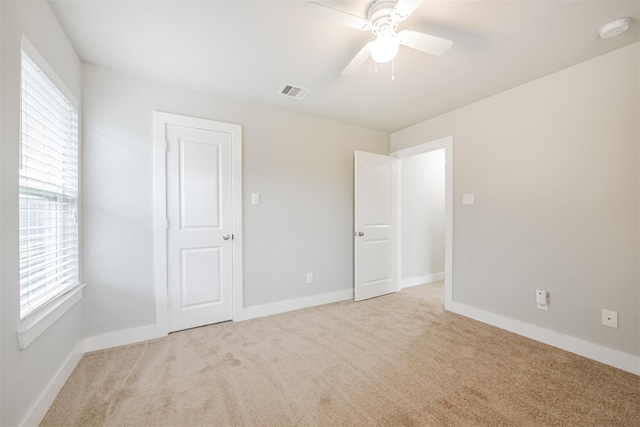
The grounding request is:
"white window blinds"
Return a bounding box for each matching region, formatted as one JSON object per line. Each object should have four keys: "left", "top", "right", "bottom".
{"left": 19, "top": 51, "right": 80, "bottom": 319}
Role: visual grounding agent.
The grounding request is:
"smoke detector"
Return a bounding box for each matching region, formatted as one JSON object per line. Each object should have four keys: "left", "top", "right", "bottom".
{"left": 599, "top": 18, "right": 631, "bottom": 39}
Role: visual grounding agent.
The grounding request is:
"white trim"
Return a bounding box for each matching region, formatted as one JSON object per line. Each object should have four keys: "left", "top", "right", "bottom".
{"left": 449, "top": 301, "right": 640, "bottom": 375}
{"left": 84, "top": 324, "right": 163, "bottom": 353}
{"left": 394, "top": 157, "right": 402, "bottom": 294}
{"left": 17, "top": 284, "right": 85, "bottom": 350}
{"left": 152, "top": 113, "right": 169, "bottom": 336}
{"left": 20, "top": 340, "right": 84, "bottom": 427}
{"left": 231, "top": 126, "right": 244, "bottom": 320}
{"left": 86, "top": 288, "right": 353, "bottom": 351}
{"left": 235, "top": 289, "right": 353, "bottom": 322}
{"left": 391, "top": 135, "right": 451, "bottom": 159}
{"left": 391, "top": 136, "right": 454, "bottom": 309}
{"left": 401, "top": 272, "right": 445, "bottom": 289}
{"left": 152, "top": 112, "right": 243, "bottom": 333}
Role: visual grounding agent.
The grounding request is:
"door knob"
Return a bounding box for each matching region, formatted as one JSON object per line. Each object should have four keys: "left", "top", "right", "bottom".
{"left": 223, "top": 234, "right": 230, "bottom": 240}
{"left": 357, "top": 232, "right": 364, "bottom": 237}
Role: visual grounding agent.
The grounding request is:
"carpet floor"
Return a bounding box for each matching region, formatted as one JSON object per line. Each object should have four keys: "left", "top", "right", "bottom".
{"left": 42, "top": 282, "right": 640, "bottom": 426}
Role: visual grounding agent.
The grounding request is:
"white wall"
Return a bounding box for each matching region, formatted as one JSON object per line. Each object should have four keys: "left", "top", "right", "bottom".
{"left": 0, "top": 3, "right": 4, "bottom": 424}
{"left": 392, "top": 43, "right": 640, "bottom": 357}
{"left": 81, "top": 64, "right": 389, "bottom": 338}
{"left": 400, "top": 149, "right": 445, "bottom": 286}
{"left": 0, "top": 1, "right": 84, "bottom": 425}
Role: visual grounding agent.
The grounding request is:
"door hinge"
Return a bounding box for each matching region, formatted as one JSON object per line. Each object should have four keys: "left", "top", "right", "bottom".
{"left": 232, "top": 234, "right": 234, "bottom": 240}
{"left": 165, "top": 218, "right": 169, "bottom": 230}
{"left": 164, "top": 140, "right": 169, "bottom": 152}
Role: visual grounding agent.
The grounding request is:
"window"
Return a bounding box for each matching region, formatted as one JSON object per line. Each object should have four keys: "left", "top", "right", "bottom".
{"left": 19, "top": 48, "right": 80, "bottom": 319}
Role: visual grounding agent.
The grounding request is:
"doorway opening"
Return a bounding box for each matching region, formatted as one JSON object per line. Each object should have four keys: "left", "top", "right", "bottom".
{"left": 391, "top": 136, "right": 453, "bottom": 309}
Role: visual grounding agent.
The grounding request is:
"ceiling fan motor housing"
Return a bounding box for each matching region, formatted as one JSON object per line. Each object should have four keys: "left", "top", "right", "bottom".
{"left": 368, "top": 0, "right": 399, "bottom": 36}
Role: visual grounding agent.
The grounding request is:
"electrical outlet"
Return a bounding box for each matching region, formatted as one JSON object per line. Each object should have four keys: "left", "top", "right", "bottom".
{"left": 536, "top": 289, "right": 549, "bottom": 311}
{"left": 463, "top": 194, "right": 474, "bottom": 205}
{"left": 306, "top": 273, "right": 313, "bottom": 284}
{"left": 602, "top": 309, "right": 618, "bottom": 328}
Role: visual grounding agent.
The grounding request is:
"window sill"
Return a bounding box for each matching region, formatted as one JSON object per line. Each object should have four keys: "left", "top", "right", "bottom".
{"left": 17, "top": 284, "right": 86, "bottom": 350}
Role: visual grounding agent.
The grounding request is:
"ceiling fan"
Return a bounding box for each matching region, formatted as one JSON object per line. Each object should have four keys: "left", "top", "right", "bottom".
{"left": 304, "top": 0, "right": 453, "bottom": 76}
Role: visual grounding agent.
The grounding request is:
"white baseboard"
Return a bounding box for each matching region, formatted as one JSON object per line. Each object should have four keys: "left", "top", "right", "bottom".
{"left": 84, "top": 324, "right": 164, "bottom": 353}
{"left": 449, "top": 301, "right": 640, "bottom": 375}
{"left": 401, "top": 272, "right": 445, "bottom": 289}
{"left": 84, "top": 289, "right": 356, "bottom": 351}
{"left": 82, "top": 289, "right": 354, "bottom": 351}
{"left": 21, "top": 340, "right": 85, "bottom": 427}
{"left": 235, "top": 289, "right": 354, "bottom": 322}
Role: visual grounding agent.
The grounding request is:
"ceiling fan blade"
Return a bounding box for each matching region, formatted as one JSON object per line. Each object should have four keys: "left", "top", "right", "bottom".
{"left": 397, "top": 30, "right": 453, "bottom": 56}
{"left": 392, "top": 0, "right": 423, "bottom": 21}
{"left": 341, "top": 42, "right": 372, "bottom": 76}
{"left": 304, "top": 2, "right": 370, "bottom": 31}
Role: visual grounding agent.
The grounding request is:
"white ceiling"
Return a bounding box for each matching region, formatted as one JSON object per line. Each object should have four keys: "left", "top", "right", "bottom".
{"left": 49, "top": 0, "right": 640, "bottom": 133}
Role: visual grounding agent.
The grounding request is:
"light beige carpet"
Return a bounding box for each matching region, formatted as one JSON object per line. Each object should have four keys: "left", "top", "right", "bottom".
{"left": 42, "top": 283, "right": 639, "bottom": 426}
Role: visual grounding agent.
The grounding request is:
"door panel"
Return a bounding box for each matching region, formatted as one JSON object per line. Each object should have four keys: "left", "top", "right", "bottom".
{"left": 364, "top": 162, "right": 392, "bottom": 225}
{"left": 181, "top": 247, "right": 222, "bottom": 307}
{"left": 167, "top": 124, "right": 232, "bottom": 332}
{"left": 354, "top": 151, "right": 398, "bottom": 301}
{"left": 180, "top": 139, "right": 221, "bottom": 229}
{"left": 364, "top": 239, "right": 391, "bottom": 284}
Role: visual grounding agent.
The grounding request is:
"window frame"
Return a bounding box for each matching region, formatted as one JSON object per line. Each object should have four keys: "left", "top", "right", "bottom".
{"left": 16, "top": 36, "right": 84, "bottom": 350}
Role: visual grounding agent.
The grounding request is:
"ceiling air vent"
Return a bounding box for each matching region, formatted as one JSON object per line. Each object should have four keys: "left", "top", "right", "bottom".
{"left": 278, "top": 84, "right": 311, "bottom": 100}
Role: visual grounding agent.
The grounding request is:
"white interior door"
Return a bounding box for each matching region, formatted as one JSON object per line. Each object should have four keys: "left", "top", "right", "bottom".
{"left": 166, "top": 123, "right": 233, "bottom": 332}
{"left": 354, "top": 151, "right": 399, "bottom": 301}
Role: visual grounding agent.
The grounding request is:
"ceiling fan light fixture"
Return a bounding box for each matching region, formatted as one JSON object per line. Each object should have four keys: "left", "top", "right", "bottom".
{"left": 370, "top": 33, "right": 399, "bottom": 63}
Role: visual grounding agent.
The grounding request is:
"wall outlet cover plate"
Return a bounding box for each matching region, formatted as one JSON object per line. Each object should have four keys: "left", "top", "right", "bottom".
{"left": 602, "top": 309, "right": 618, "bottom": 328}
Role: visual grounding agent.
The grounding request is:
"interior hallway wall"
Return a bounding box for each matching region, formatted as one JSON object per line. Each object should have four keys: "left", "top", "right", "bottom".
{"left": 81, "top": 64, "right": 389, "bottom": 338}
{"left": 392, "top": 43, "right": 640, "bottom": 356}
{"left": 400, "top": 149, "right": 445, "bottom": 287}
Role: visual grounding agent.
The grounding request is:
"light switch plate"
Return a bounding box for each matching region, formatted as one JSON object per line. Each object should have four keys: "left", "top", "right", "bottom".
{"left": 463, "top": 194, "right": 474, "bottom": 205}
{"left": 251, "top": 193, "right": 260, "bottom": 205}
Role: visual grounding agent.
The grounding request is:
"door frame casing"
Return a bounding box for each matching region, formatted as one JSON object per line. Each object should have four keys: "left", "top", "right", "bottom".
{"left": 152, "top": 112, "right": 243, "bottom": 336}
{"left": 390, "top": 135, "right": 453, "bottom": 309}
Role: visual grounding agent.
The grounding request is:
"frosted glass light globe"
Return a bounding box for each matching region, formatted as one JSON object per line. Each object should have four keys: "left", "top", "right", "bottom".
{"left": 370, "top": 33, "right": 399, "bottom": 63}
